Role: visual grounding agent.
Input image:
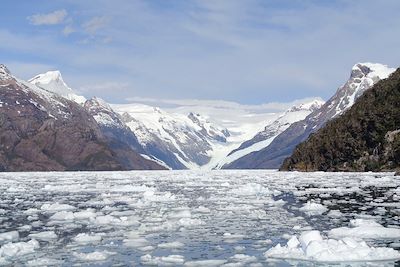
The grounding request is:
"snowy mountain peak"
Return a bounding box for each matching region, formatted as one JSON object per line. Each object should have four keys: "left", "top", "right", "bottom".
{"left": 0, "top": 64, "right": 12, "bottom": 80}
{"left": 287, "top": 99, "right": 325, "bottom": 113}
{"left": 351, "top": 63, "right": 395, "bottom": 80}
{"left": 29, "top": 70, "right": 86, "bottom": 104}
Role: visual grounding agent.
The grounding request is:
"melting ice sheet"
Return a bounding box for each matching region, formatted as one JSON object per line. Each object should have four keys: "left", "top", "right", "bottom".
{"left": 0, "top": 170, "right": 399, "bottom": 266}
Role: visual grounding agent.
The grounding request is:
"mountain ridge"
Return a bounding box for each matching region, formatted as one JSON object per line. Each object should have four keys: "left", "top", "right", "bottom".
{"left": 281, "top": 68, "right": 400, "bottom": 171}
{"left": 222, "top": 63, "right": 395, "bottom": 169}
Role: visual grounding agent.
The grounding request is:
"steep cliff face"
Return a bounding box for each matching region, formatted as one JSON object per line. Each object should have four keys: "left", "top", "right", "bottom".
{"left": 0, "top": 65, "right": 164, "bottom": 171}
{"left": 281, "top": 68, "right": 400, "bottom": 172}
{"left": 223, "top": 63, "right": 395, "bottom": 169}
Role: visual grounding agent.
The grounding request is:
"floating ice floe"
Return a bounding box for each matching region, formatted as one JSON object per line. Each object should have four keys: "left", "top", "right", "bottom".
{"left": 28, "top": 231, "right": 58, "bottom": 241}
{"left": 299, "top": 201, "right": 328, "bottom": 215}
{"left": 73, "top": 233, "right": 103, "bottom": 244}
{"left": 26, "top": 258, "right": 63, "bottom": 266}
{"left": 73, "top": 250, "right": 115, "bottom": 261}
{"left": 328, "top": 219, "right": 400, "bottom": 239}
{"left": 41, "top": 203, "right": 76, "bottom": 212}
{"left": 265, "top": 230, "right": 400, "bottom": 262}
{"left": 0, "top": 239, "right": 39, "bottom": 258}
{"left": 158, "top": 241, "right": 185, "bottom": 249}
{"left": 184, "top": 259, "right": 227, "bottom": 266}
{"left": 0, "top": 231, "right": 19, "bottom": 243}
{"left": 141, "top": 254, "right": 185, "bottom": 266}
{"left": 229, "top": 183, "right": 271, "bottom": 197}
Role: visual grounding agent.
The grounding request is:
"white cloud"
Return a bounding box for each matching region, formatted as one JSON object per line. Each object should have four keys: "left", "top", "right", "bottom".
{"left": 82, "top": 16, "right": 109, "bottom": 35}
{"left": 28, "top": 9, "right": 68, "bottom": 26}
{"left": 63, "top": 25, "right": 75, "bottom": 36}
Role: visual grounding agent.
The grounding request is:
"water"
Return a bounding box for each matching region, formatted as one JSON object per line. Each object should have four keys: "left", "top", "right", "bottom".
{"left": 0, "top": 170, "right": 399, "bottom": 266}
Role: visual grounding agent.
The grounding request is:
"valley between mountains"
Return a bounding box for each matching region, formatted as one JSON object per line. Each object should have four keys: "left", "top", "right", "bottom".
{"left": 0, "top": 62, "right": 397, "bottom": 171}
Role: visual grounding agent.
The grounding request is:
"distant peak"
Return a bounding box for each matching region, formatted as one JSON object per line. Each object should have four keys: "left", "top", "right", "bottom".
{"left": 0, "top": 64, "right": 11, "bottom": 74}
{"left": 288, "top": 99, "right": 324, "bottom": 113}
{"left": 0, "top": 64, "right": 13, "bottom": 80}
{"left": 29, "top": 70, "right": 64, "bottom": 84}
{"left": 351, "top": 62, "right": 395, "bottom": 80}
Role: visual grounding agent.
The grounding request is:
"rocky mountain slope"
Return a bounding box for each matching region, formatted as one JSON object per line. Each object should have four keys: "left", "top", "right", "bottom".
{"left": 114, "top": 104, "right": 231, "bottom": 169}
{"left": 0, "top": 65, "right": 164, "bottom": 171}
{"left": 214, "top": 99, "right": 324, "bottom": 169}
{"left": 281, "top": 68, "right": 400, "bottom": 171}
{"left": 223, "top": 63, "right": 395, "bottom": 169}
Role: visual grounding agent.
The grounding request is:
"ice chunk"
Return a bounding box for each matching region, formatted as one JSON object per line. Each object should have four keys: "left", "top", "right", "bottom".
{"left": 41, "top": 203, "right": 75, "bottom": 212}
{"left": 184, "top": 259, "right": 227, "bottom": 266}
{"left": 73, "top": 250, "right": 114, "bottom": 261}
{"left": 28, "top": 231, "right": 57, "bottom": 241}
{"left": 0, "top": 231, "right": 19, "bottom": 243}
{"left": 158, "top": 241, "right": 185, "bottom": 249}
{"left": 141, "top": 254, "right": 185, "bottom": 266}
{"left": 299, "top": 201, "right": 327, "bottom": 215}
{"left": 265, "top": 230, "right": 400, "bottom": 262}
{"left": 26, "top": 258, "right": 63, "bottom": 266}
{"left": 229, "top": 254, "right": 257, "bottom": 263}
{"left": 73, "top": 233, "right": 102, "bottom": 244}
{"left": 0, "top": 239, "right": 39, "bottom": 257}
{"left": 329, "top": 219, "right": 400, "bottom": 239}
{"left": 299, "top": 230, "right": 323, "bottom": 250}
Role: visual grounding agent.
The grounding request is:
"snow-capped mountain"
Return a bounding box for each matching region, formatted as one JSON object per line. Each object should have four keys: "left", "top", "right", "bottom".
{"left": 0, "top": 64, "right": 163, "bottom": 171}
{"left": 214, "top": 99, "right": 324, "bottom": 169}
{"left": 113, "top": 103, "right": 231, "bottom": 169}
{"left": 223, "top": 62, "right": 396, "bottom": 169}
{"left": 29, "top": 71, "right": 86, "bottom": 105}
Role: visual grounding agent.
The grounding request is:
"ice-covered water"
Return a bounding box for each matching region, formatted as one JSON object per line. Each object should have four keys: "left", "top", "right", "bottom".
{"left": 0, "top": 170, "right": 399, "bottom": 266}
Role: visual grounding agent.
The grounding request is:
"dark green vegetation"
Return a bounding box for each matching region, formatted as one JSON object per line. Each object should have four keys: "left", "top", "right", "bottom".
{"left": 281, "top": 68, "right": 400, "bottom": 172}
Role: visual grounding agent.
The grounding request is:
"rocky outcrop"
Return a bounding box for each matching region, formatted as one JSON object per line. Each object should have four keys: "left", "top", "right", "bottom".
{"left": 281, "top": 68, "right": 400, "bottom": 171}
{"left": 0, "top": 65, "right": 164, "bottom": 171}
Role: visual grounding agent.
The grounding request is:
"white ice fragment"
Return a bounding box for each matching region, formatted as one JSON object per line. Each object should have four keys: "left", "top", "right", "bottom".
{"left": 0, "top": 239, "right": 39, "bottom": 258}
{"left": 158, "top": 241, "right": 185, "bottom": 249}
{"left": 184, "top": 259, "right": 227, "bottom": 266}
{"left": 73, "top": 233, "right": 102, "bottom": 244}
{"left": 73, "top": 250, "right": 114, "bottom": 261}
{"left": 0, "top": 231, "right": 19, "bottom": 243}
{"left": 28, "top": 231, "right": 57, "bottom": 241}
{"left": 41, "top": 203, "right": 75, "bottom": 212}
{"left": 329, "top": 219, "right": 400, "bottom": 239}
{"left": 141, "top": 254, "right": 185, "bottom": 266}
{"left": 229, "top": 254, "right": 257, "bottom": 263}
{"left": 265, "top": 230, "right": 400, "bottom": 262}
{"left": 299, "top": 201, "right": 327, "bottom": 215}
{"left": 26, "top": 258, "right": 63, "bottom": 266}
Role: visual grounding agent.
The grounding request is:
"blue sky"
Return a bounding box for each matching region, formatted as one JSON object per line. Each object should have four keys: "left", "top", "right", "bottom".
{"left": 1, "top": 0, "right": 400, "bottom": 104}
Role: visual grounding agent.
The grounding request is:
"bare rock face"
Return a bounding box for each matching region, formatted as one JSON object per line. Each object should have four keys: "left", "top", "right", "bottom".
{"left": 0, "top": 65, "right": 164, "bottom": 171}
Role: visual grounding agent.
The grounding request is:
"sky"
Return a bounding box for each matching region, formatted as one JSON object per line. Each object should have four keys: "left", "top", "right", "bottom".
{"left": 1, "top": 0, "right": 400, "bottom": 105}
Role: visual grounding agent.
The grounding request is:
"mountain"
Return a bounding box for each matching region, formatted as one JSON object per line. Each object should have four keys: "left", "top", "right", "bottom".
{"left": 29, "top": 70, "right": 86, "bottom": 105}
{"left": 83, "top": 97, "right": 167, "bottom": 168}
{"left": 113, "top": 103, "right": 231, "bottom": 169}
{"left": 0, "top": 64, "right": 164, "bottom": 171}
{"left": 214, "top": 99, "right": 324, "bottom": 169}
{"left": 223, "top": 63, "right": 396, "bottom": 169}
{"left": 281, "top": 68, "right": 400, "bottom": 171}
